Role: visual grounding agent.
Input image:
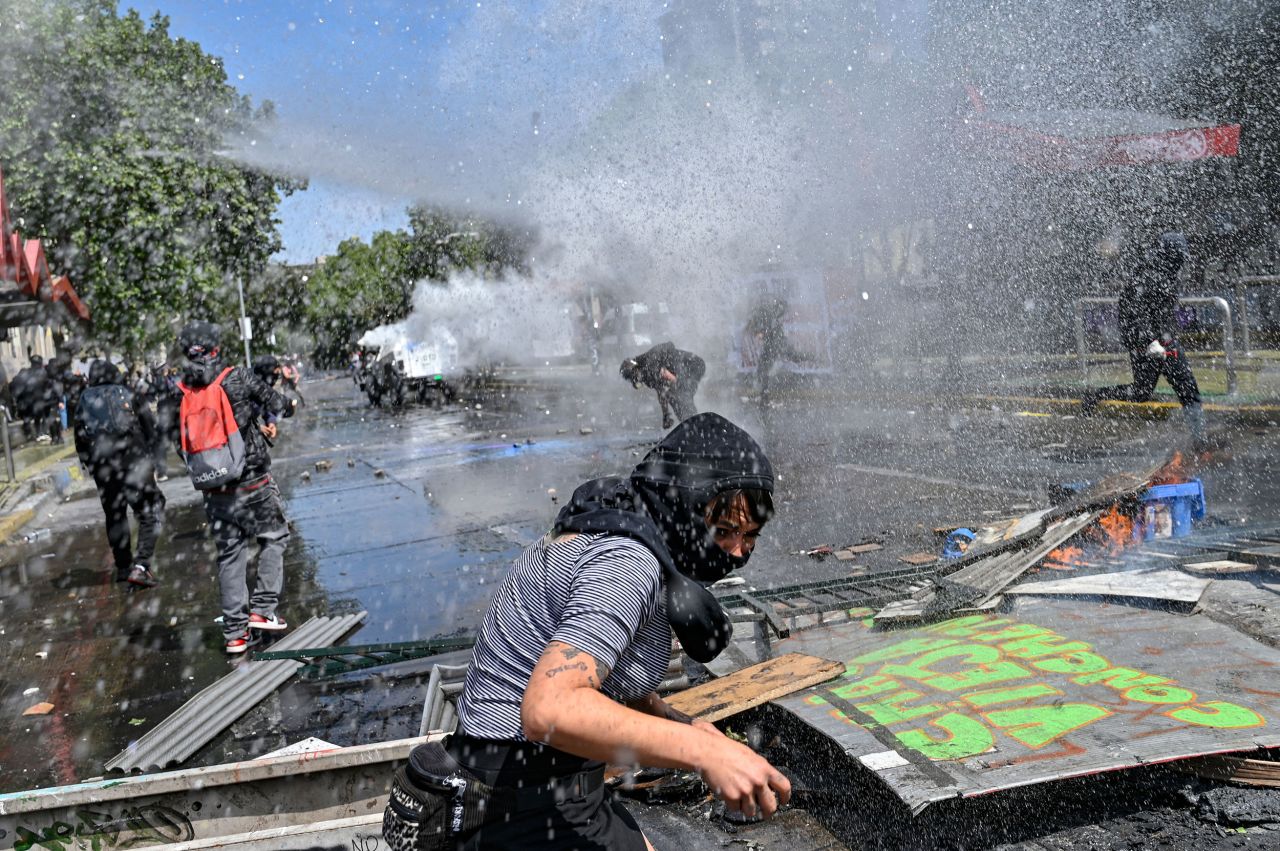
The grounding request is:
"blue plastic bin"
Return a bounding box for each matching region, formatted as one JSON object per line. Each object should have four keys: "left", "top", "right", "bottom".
{"left": 1139, "top": 479, "right": 1205, "bottom": 539}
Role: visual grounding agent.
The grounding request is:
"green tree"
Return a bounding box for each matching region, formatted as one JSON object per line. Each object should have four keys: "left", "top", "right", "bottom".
{"left": 0, "top": 0, "right": 299, "bottom": 356}
{"left": 405, "top": 206, "right": 534, "bottom": 281}
{"left": 304, "top": 230, "right": 413, "bottom": 365}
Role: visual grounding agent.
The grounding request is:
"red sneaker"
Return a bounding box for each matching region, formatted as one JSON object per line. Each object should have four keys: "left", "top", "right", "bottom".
{"left": 248, "top": 613, "right": 288, "bottom": 632}
{"left": 225, "top": 631, "right": 260, "bottom": 655}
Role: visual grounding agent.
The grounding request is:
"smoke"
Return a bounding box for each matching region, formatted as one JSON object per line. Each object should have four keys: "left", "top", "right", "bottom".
{"left": 361, "top": 269, "right": 578, "bottom": 369}
{"left": 232, "top": 0, "right": 1258, "bottom": 365}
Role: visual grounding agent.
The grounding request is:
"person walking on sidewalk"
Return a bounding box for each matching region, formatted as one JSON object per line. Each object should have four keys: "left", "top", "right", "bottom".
{"left": 73, "top": 360, "right": 165, "bottom": 588}
{"left": 620, "top": 341, "right": 705, "bottom": 429}
{"left": 177, "top": 321, "right": 297, "bottom": 654}
{"left": 1081, "top": 232, "right": 1207, "bottom": 447}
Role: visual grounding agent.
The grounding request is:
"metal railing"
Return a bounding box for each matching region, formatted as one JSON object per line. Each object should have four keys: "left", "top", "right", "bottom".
{"left": 1074, "top": 296, "right": 1237, "bottom": 396}
{"left": 1235, "top": 274, "right": 1280, "bottom": 355}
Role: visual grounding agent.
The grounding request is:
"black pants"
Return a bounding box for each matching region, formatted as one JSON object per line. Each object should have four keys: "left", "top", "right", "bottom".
{"left": 93, "top": 460, "right": 165, "bottom": 574}
{"left": 448, "top": 736, "right": 646, "bottom": 851}
{"left": 656, "top": 380, "right": 699, "bottom": 427}
{"left": 1091, "top": 347, "right": 1202, "bottom": 408}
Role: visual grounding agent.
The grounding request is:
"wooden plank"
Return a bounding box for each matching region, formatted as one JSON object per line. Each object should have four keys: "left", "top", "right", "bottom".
{"left": 665, "top": 653, "right": 846, "bottom": 723}
{"left": 847, "top": 543, "right": 883, "bottom": 554}
{"left": 1180, "top": 755, "right": 1280, "bottom": 788}
{"left": 899, "top": 552, "right": 938, "bottom": 565}
{"left": 1182, "top": 559, "right": 1256, "bottom": 575}
{"left": 1007, "top": 568, "right": 1211, "bottom": 604}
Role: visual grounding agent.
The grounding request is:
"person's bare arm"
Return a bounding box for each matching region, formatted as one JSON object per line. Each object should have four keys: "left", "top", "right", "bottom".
{"left": 628, "top": 691, "right": 721, "bottom": 737}
{"left": 522, "top": 641, "right": 790, "bottom": 817}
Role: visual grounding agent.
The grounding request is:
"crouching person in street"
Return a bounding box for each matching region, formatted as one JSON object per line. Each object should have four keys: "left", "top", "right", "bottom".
{"left": 177, "top": 321, "right": 297, "bottom": 654}
{"left": 74, "top": 360, "right": 165, "bottom": 588}
{"left": 620, "top": 342, "right": 706, "bottom": 430}
{"left": 383, "top": 412, "right": 790, "bottom": 850}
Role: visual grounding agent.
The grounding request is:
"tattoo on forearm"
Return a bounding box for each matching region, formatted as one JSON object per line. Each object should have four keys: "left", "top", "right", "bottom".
{"left": 544, "top": 661, "right": 588, "bottom": 679}
{"left": 594, "top": 659, "right": 610, "bottom": 686}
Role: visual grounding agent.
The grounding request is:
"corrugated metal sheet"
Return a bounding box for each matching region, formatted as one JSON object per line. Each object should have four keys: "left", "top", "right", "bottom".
{"left": 106, "top": 612, "right": 367, "bottom": 773}
{"left": 774, "top": 598, "right": 1280, "bottom": 814}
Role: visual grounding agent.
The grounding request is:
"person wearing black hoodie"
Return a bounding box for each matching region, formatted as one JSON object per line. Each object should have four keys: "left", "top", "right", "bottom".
{"left": 178, "top": 321, "right": 297, "bottom": 654}
{"left": 384, "top": 413, "right": 790, "bottom": 851}
{"left": 1081, "top": 232, "right": 1206, "bottom": 447}
{"left": 73, "top": 360, "right": 165, "bottom": 588}
{"left": 620, "top": 341, "right": 706, "bottom": 429}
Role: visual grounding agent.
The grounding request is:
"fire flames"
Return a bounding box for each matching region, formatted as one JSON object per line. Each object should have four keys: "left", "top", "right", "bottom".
{"left": 1044, "top": 450, "right": 1192, "bottom": 570}
{"left": 1150, "top": 450, "right": 1193, "bottom": 486}
{"left": 1045, "top": 505, "right": 1137, "bottom": 568}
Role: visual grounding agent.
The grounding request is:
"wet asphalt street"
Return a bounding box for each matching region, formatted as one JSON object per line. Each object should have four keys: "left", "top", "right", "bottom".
{"left": 2, "top": 367, "right": 1279, "bottom": 801}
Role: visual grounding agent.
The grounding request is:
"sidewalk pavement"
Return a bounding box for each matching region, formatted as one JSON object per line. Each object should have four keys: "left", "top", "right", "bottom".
{"left": 0, "top": 443, "right": 92, "bottom": 543}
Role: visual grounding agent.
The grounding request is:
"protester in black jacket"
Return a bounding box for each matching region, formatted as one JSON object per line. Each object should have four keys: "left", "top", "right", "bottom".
{"left": 12, "top": 357, "right": 53, "bottom": 442}
{"left": 620, "top": 342, "right": 705, "bottom": 429}
{"left": 1082, "top": 232, "right": 1206, "bottom": 446}
{"left": 74, "top": 360, "right": 165, "bottom": 588}
{"left": 178, "top": 321, "right": 297, "bottom": 654}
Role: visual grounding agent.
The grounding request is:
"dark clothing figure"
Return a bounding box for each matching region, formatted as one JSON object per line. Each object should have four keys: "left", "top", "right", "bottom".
{"left": 73, "top": 361, "right": 164, "bottom": 586}
{"left": 180, "top": 321, "right": 297, "bottom": 651}
{"left": 620, "top": 342, "right": 705, "bottom": 429}
{"left": 11, "top": 358, "right": 52, "bottom": 441}
{"left": 1084, "top": 233, "right": 1206, "bottom": 445}
{"left": 745, "top": 298, "right": 807, "bottom": 406}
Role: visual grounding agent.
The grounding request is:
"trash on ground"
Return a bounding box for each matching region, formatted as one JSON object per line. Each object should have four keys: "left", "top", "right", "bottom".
{"left": 941, "top": 527, "right": 976, "bottom": 559}
{"left": 314, "top": 459, "right": 333, "bottom": 472}
{"left": 22, "top": 702, "right": 54, "bottom": 716}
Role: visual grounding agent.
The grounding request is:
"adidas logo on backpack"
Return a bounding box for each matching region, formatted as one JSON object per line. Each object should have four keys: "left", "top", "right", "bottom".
{"left": 178, "top": 367, "right": 246, "bottom": 490}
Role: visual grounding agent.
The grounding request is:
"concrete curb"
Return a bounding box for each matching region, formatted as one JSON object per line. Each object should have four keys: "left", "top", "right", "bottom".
{"left": 967, "top": 394, "right": 1280, "bottom": 424}
{"left": 0, "top": 505, "right": 36, "bottom": 543}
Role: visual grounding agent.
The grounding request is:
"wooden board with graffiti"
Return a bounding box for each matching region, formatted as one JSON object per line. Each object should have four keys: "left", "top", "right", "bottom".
{"left": 772, "top": 597, "right": 1280, "bottom": 813}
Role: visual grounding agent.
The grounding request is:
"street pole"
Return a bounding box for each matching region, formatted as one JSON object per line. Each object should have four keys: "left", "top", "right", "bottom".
{"left": 236, "top": 276, "right": 252, "bottom": 368}
{"left": 1, "top": 405, "right": 15, "bottom": 482}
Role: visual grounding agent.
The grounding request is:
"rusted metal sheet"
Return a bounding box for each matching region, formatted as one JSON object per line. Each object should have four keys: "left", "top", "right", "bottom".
{"left": 774, "top": 597, "right": 1280, "bottom": 814}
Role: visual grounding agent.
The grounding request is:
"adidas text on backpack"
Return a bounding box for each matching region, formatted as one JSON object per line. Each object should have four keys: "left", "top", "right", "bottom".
{"left": 178, "top": 367, "right": 246, "bottom": 489}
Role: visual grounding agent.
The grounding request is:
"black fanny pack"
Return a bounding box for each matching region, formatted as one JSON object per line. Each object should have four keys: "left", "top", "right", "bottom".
{"left": 383, "top": 738, "right": 605, "bottom": 851}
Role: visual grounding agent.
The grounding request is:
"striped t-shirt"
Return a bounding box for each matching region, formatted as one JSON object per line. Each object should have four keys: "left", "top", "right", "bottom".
{"left": 456, "top": 532, "right": 673, "bottom": 741}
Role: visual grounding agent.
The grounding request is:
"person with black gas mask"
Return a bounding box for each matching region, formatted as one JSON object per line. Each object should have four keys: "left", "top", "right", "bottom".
{"left": 1082, "top": 232, "right": 1207, "bottom": 448}
{"left": 384, "top": 413, "right": 789, "bottom": 851}
{"left": 178, "top": 321, "right": 297, "bottom": 654}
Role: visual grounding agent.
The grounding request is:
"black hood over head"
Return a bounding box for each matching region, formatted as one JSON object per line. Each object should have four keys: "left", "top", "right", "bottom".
{"left": 1149, "top": 231, "right": 1190, "bottom": 276}
{"left": 253, "top": 354, "right": 281, "bottom": 385}
{"left": 87, "top": 360, "right": 121, "bottom": 387}
{"left": 179, "top": 320, "right": 224, "bottom": 387}
{"left": 553, "top": 413, "right": 774, "bottom": 662}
